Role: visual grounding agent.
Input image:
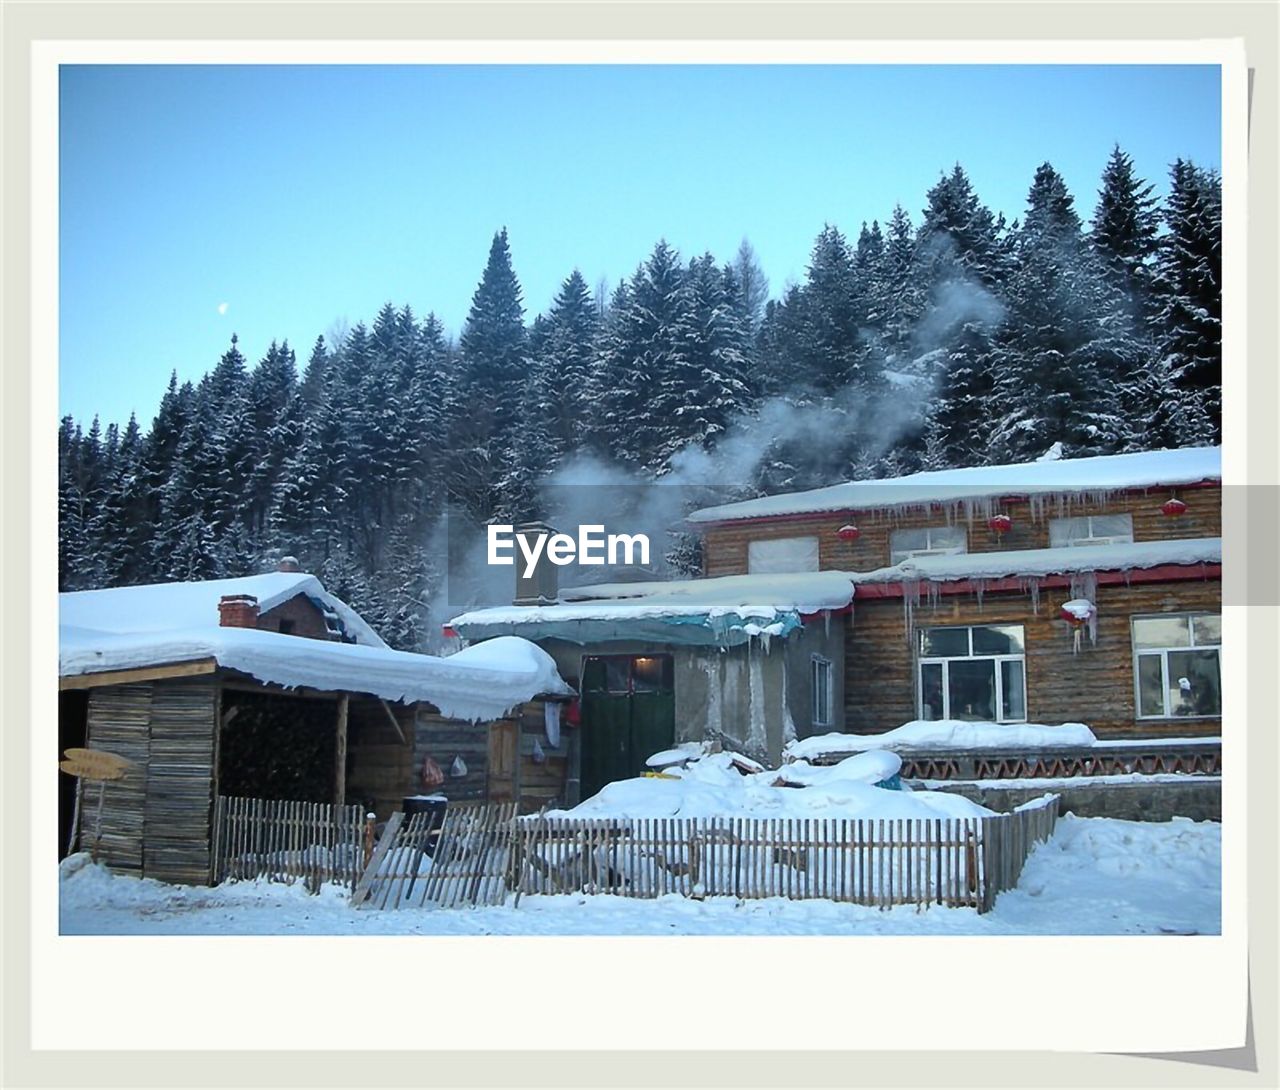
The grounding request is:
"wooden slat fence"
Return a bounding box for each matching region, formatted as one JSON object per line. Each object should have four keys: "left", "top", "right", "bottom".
{"left": 978, "top": 795, "right": 1061, "bottom": 912}
{"left": 352, "top": 802, "right": 518, "bottom": 910}
{"left": 212, "top": 795, "right": 365, "bottom": 892}
{"left": 352, "top": 794, "right": 1060, "bottom": 913}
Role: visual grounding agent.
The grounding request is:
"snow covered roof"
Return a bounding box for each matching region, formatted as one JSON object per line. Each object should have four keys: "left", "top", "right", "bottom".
{"left": 687, "top": 446, "right": 1221, "bottom": 525}
{"left": 449, "top": 571, "right": 857, "bottom": 647}
{"left": 60, "top": 576, "right": 572, "bottom": 720}
{"left": 61, "top": 572, "right": 387, "bottom": 648}
{"left": 849, "top": 536, "right": 1221, "bottom": 586}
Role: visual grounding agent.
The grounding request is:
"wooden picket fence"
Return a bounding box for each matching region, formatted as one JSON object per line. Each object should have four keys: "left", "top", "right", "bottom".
{"left": 352, "top": 802, "right": 518, "bottom": 910}
{"left": 352, "top": 794, "right": 1060, "bottom": 913}
{"left": 211, "top": 795, "right": 367, "bottom": 891}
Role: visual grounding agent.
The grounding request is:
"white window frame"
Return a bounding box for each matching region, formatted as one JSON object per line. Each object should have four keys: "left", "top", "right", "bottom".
{"left": 916, "top": 624, "right": 1027, "bottom": 724}
{"left": 890, "top": 525, "right": 968, "bottom": 565}
{"left": 747, "top": 535, "right": 819, "bottom": 574}
{"left": 811, "top": 655, "right": 834, "bottom": 728}
{"left": 1131, "top": 613, "right": 1222, "bottom": 720}
{"left": 1049, "top": 513, "right": 1135, "bottom": 548}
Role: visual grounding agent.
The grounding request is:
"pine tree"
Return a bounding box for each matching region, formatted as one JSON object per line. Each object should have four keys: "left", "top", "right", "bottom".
{"left": 986, "top": 163, "right": 1123, "bottom": 461}
{"left": 732, "top": 238, "right": 770, "bottom": 330}
{"left": 596, "top": 242, "right": 691, "bottom": 470}
{"left": 446, "top": 229, "right": 529, "bottom": 519}
{"left": 1091, "top": 145, "right": 1160, "bottom": 318}
{"left": 1149, "top": 160, "right": 1221, "bottom": 442}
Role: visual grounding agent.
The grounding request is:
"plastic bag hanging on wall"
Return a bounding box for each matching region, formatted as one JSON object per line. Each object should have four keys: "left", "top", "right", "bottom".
{"left": 421, "top": 756, "right": 444, "bottom": 789}
{"left": 449, "top": 755, "right": 468, "bottom": 778}
{"left": 544, "top": 701, "right": 562, "bottom": 748}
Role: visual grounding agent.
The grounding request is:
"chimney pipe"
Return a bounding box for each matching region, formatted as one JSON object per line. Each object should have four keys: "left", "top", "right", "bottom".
{"left": 512, "top": 521, "right": 559, "bottom": 606}
{"left": 218, "top": 594, "right": 260, "bottom": 628}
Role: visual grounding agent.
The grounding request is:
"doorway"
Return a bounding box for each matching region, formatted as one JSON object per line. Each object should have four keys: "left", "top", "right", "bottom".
{"left": 579, "top": 654, "right": 675, "bottom": 800}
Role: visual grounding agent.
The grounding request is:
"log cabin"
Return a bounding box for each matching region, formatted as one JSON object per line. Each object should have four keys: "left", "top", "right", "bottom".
{"left": 58, "top": 564, "right": 573, "bottom": 883}
{"left": 450, "top": 447, "right": 1222, "bottom": 781}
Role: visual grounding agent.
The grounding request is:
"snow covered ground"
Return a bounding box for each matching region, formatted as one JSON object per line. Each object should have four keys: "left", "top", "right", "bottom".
{"left": 59, "top": 814, "right": 1220, "bottom": 936}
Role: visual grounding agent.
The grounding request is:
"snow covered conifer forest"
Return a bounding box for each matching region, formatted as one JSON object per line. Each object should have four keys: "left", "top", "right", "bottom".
{"left": 59, "top": 152, "right": 1222, "bottom": 650}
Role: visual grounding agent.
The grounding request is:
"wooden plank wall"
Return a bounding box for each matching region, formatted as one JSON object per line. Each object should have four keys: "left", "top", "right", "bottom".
{"left": 82, "top": 683, "right": 153, "bottom": 875}
{"left": 145, "top": 679, "right": 218, "bottom": 884}
{"left": 82, "top": 678, "right": 221, "bottom": 883}
{"left": 843, "top": 578, "right": 1223, "bottom": 738}
{"left": 702, "top": 485, "right": 1221, "bottom": 577}
{"left": 345, "top": 700, "right": 415, "bottom": 820}
{"left": 515, "top": 700, "right": 573, "bottom": 814}
{"left": 413, "top": 709, "right": 490, "bottom": 803}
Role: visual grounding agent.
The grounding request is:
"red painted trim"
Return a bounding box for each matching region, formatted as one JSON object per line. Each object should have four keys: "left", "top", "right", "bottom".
{"left": 850, "top": 562, "right": 1221, "bottom": 599}
{"left": 798, "top": 603, "right": 854, "bottom": 622}
{"left": 689, "top": 478, "right": 1221, "bottom": 531}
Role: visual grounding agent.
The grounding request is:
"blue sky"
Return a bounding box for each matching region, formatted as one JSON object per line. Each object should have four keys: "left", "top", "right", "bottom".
{"left": 59, "top": 64, "right": 1221, "bottom": 428}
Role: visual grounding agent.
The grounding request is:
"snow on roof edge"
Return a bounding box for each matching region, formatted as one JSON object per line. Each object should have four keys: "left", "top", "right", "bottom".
{"left": 688, "top": 446, "right": 1222, "bottom": 525}
{"left": 59, "top": 627, "right": 571, "bottom": 723}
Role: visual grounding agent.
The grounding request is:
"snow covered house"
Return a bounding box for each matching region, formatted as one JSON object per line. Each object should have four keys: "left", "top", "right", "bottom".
{"left": 450, "top": 447, "right": 1222, "bottom": 786}
{"left": 59, "top": 566, "right": 571, "bottom": 883}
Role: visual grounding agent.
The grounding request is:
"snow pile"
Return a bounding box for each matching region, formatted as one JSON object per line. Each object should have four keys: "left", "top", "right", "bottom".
{"left": 547, "top": 750, "right": 993, "bottom": 821}
{"left": 1060, "top": 598, "right": 1095, "bottom": 621}
{"left": 688, "top": 446, "right": 1220, "bottom": 524}
{"left": 786, "top": 720, "right": 1098, "bottom": 760}
{"left": 60, "top": 626, "right": 571, "bottom": 723}
{"left": 61, "top": 571, "right": 386, "bottom": 648}
{"left": 773, "top": 750, "right": 902, "bottom": 787}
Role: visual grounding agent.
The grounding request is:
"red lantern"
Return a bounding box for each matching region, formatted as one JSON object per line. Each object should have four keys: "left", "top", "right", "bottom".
{"left": 1161, "top": 497, "right": 1188, "bottom": 517}
{"left": 441, "top": 624, "right": 459, "bottom": 640}
{"left": 836, "top": 524, "right": 861, "bottom": 542}
{"left": 987, "top": 513, "right": 1012, "bottom": 534}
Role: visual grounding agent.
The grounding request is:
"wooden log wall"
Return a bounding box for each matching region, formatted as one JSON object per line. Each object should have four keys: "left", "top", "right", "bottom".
{"left": 701, "top": 485, "right": 1221, "bottom": 577}
{"left": 843, "top": 578, "right": 1223, "bottom": 738}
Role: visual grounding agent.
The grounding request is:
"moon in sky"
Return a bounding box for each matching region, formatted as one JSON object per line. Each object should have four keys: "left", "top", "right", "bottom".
{"left": 217, "top": 302, "right": 229, "bottom": 316}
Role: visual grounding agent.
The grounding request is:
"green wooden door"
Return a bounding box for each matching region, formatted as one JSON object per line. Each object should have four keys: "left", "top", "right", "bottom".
{"left": 579, "top": 655, "right": 675, "bottom": 800}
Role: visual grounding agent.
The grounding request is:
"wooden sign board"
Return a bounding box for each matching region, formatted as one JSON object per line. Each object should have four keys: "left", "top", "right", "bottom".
{"left": 60, "top": 747, "right": 134, "bottom": 781}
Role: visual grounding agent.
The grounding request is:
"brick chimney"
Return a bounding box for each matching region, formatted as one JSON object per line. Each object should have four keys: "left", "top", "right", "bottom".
{"left": 276, "top": 556, "right": 301, "bottom": 573}
{"left": 218, "top": 594, "right": 260, "bottom": 628}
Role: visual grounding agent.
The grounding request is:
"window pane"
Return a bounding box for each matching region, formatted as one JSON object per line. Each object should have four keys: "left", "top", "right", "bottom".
{"left": 581, "top": 657, "right": 606, "bottom": 693}
{"left": 812, "top": 659, "right": 831, "bottom": 725}
{"left": 1133, "top": 615, "right": 1191, "bottom": 650}
{"left": 1091, "top": 514, "right": 1134, "bottom": 541}
{"left": 890, "top": 528, "right": 929, "bottom": 555}
{"left": 632, "top": 655, "right": 672, "bottom": 693}
{"left": 1137, "top": 654, "right": 1165, "bottom": 716}
{"left": 1166, "top": 650, "right": 1222, "bottom": 716}
{"left": 947, "top": 659, "right": 996, "bottom": 721}
{"left": 1000, "top": 660, "right": 1026, "bottom": 721}
{"left": 604, "top": 658, "right": 630, "bottom": 693}
{"left": 747, "top": 536, "right": 819, "bottom": 574}
{"left": 1192, "top": 614, "right": 1222, "bottom": 646}
{"left": 920, "top": 662, "right": 944, "bottom": 721}
{"left": 928, "top": 525, "right": 967, "bottom": 551}
{"left": 1049, "top": 516, "right": 1088, "bottom": 547}
{"left": 920, "top": 627, "right": 970, "bottom": 657}
{"left": 972, "top": 624, "right": 1025, "bottom": 655}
